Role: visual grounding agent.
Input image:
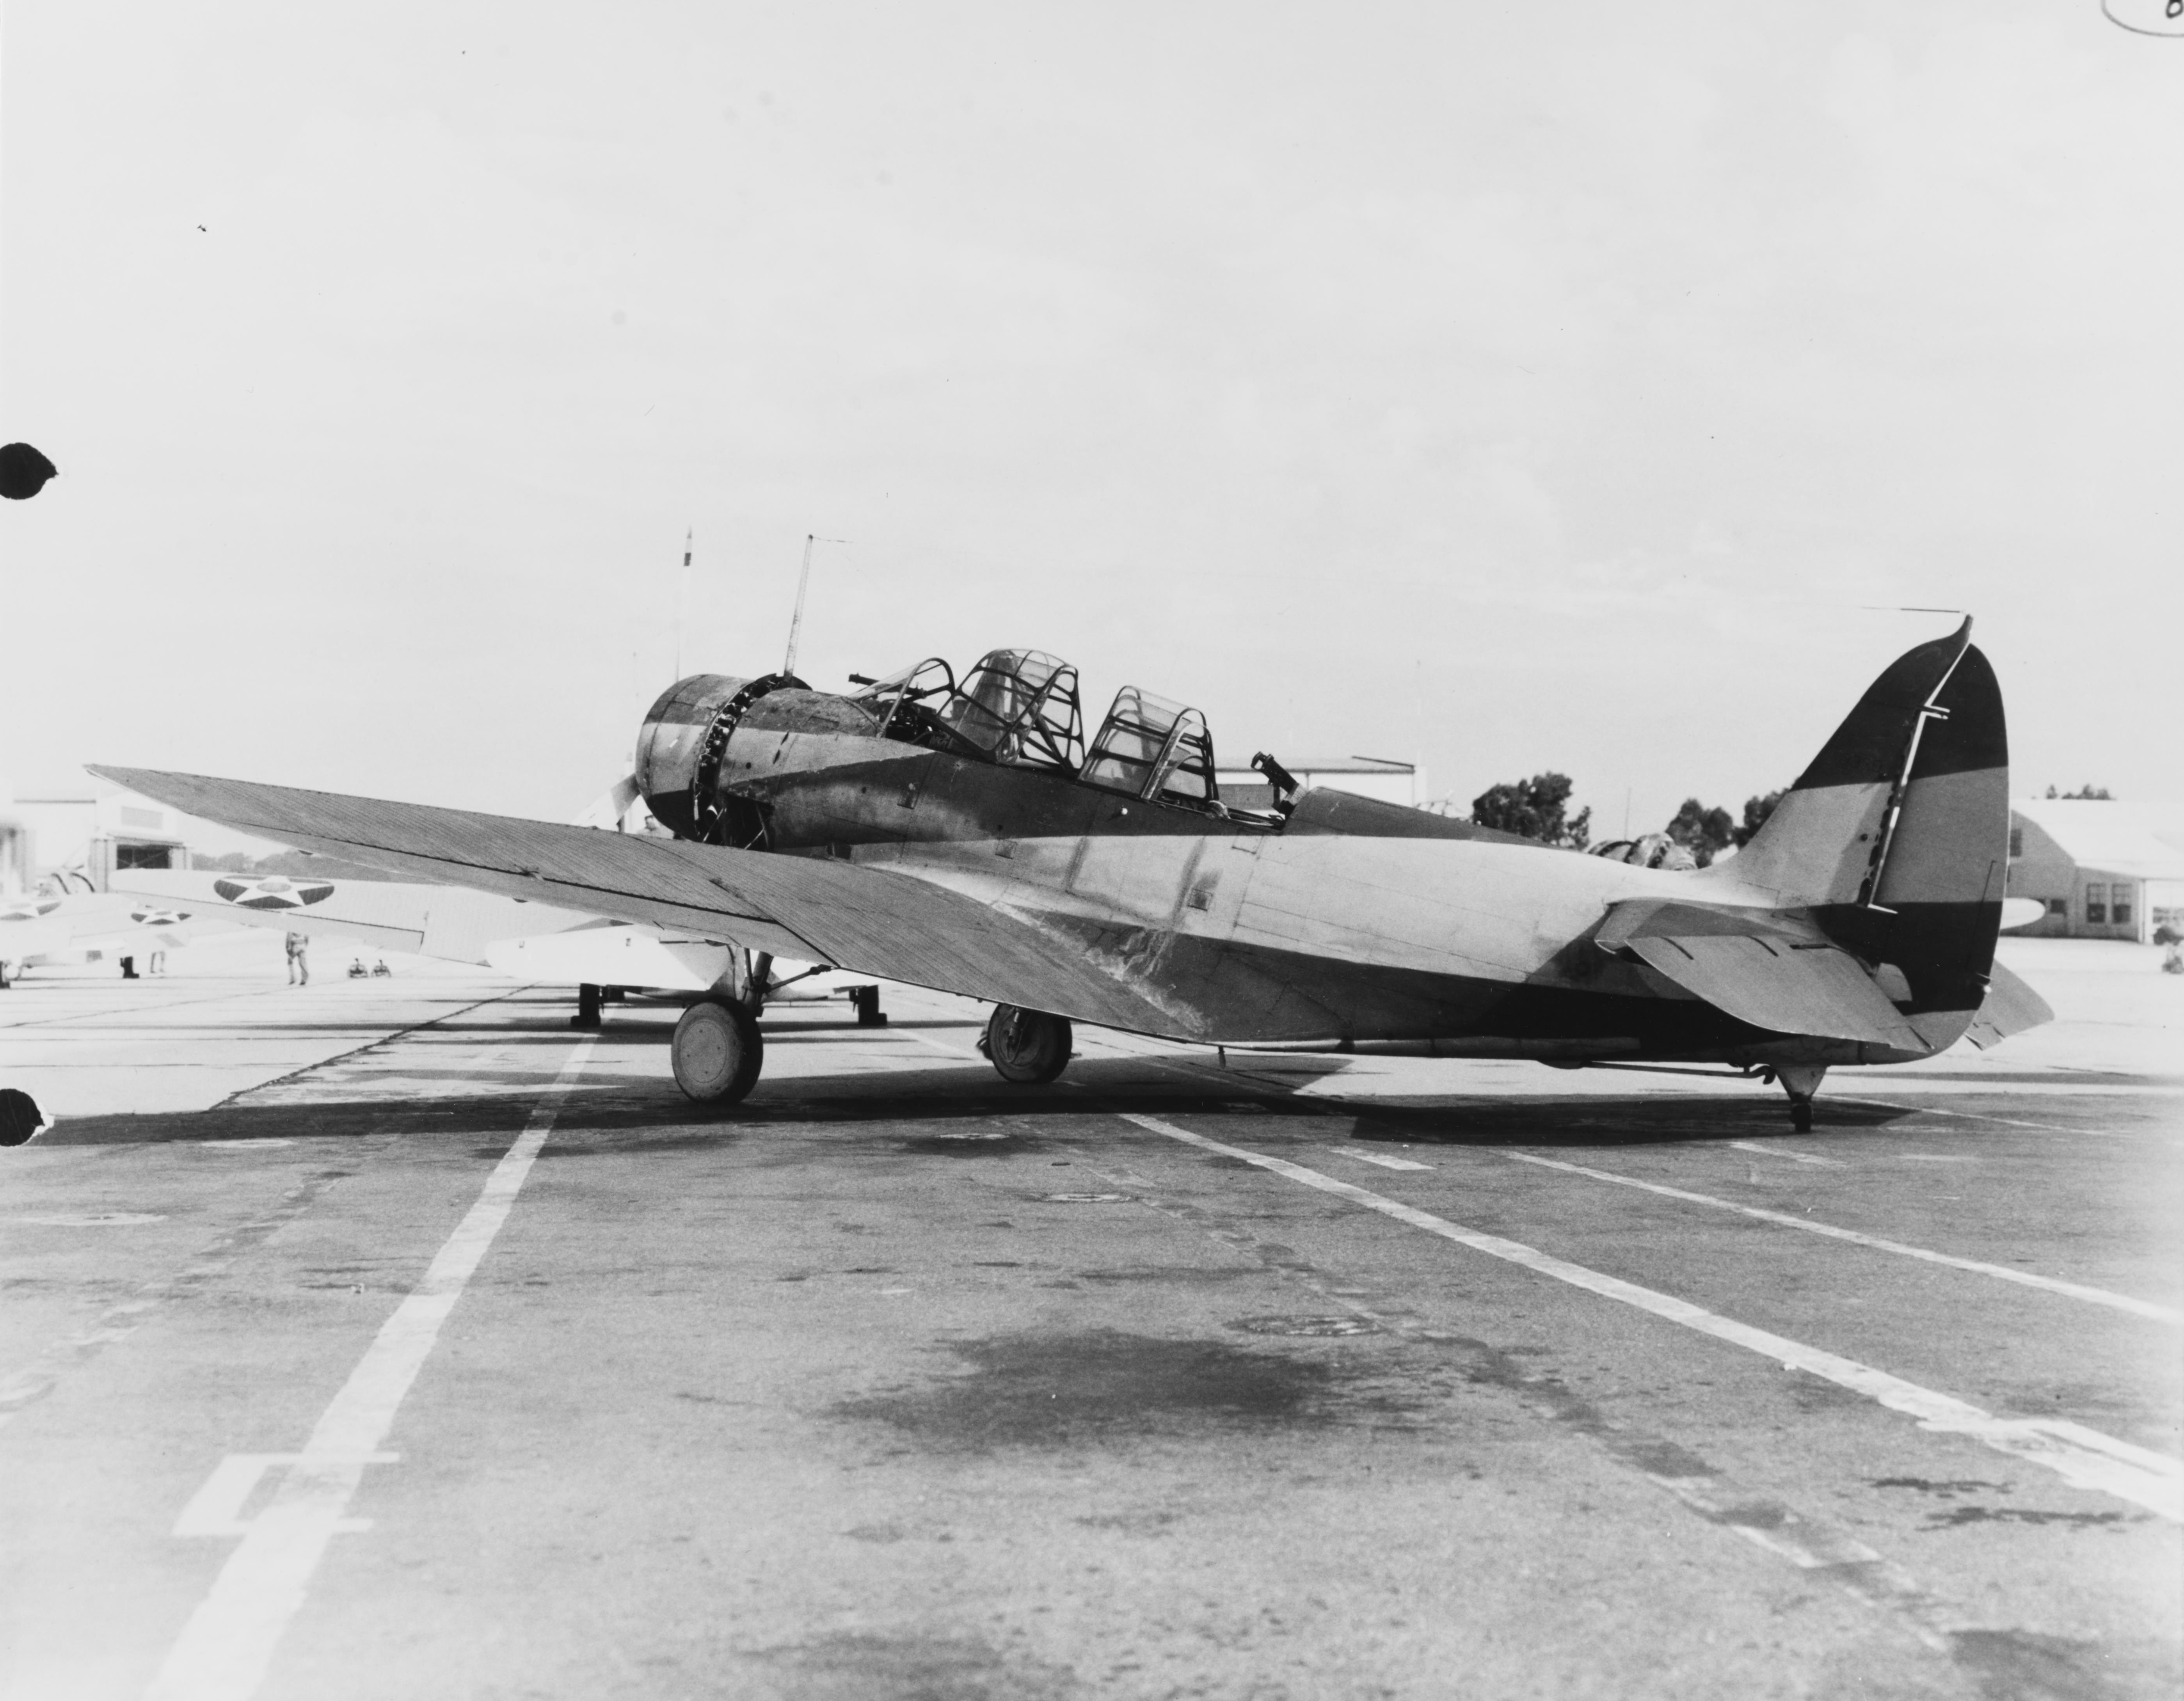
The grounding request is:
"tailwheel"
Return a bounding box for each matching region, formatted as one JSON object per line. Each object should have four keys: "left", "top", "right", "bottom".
{"left": 672, "top": 998, "right": 764, "bottom": 1106}
{"left": 1775, "top": 1063, "right": 1827, "bottom": 1133}
{"left": 981, "top": 1005, "right": 1073, "bottom": 1085}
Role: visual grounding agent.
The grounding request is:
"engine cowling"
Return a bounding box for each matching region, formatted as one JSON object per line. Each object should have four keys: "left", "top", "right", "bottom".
{"left": 634, "top": 673, "right": 771, "bottom": 840}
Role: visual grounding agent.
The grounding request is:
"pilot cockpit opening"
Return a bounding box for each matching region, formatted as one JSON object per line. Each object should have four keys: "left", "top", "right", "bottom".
{"left": 850, "top": 649, "right": 1231, "bottom": 813}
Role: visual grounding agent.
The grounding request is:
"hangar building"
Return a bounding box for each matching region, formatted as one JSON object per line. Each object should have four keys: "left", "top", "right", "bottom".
{"left": 1216, "top": 756, "right": 1419, "bottom": 813}
{"left": 2006, "top": 798, "right": 2184, "bottom": 942}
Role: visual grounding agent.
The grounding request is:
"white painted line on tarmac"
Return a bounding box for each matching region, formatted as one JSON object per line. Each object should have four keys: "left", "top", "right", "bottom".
{"left": 1832, "top": 1096, "right": 2124, "bottom": 1138}
{"left": 1495, "top": 1150, "right": 2179, "bottom": 1325}
{"left": 1330, "top": 1147, "right": 1434, "bottom": 1172}
{"left": 1842, "top": 1080, "right": 2184, "bottom": 1097}
{"left": 1119, "top": 1112, "right": 2184, "bottom": 1522}
{"left": 143, "top": 1036, "right": 595, "bottom": 1701}
{"left": 1727, "top": 1140, "right": 1839, "bottom": 1167}
{"left": 893, "top": 1031, "right": 986, "bottom": 1062}
{"left": 172, "top": 1452, "right": 396, "bottom": 1538}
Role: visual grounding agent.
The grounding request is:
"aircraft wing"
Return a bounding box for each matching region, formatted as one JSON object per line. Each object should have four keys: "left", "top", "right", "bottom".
{"left": 0, "top": 891, "right": 204, "bottom": 964}
{"left": 1595, "top": 898, "right": 1929, "bottom": 1050}
{"left": 90, "top": 767, "right": 1176, "bottom": 1033}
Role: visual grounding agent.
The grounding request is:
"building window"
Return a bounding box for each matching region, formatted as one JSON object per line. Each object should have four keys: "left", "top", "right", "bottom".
{"left": 114, "top": 843, "right": 174, "bottom": 870}
{"left": 2046, "top": 898, "right": 2068, "bottom": 916}
{"left": 2085, "top": 884, "right": 2106, "bottom": 925}
{"left": 2113, "top": 886, "right": 2133, "bottom": 927}
{"left": 2009, "top": 827, "right": 2023, "bottom": 858}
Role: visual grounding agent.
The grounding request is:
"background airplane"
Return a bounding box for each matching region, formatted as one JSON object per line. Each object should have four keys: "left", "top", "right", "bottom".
{"left": 97, "top": 620, "right": 2052, "bottom": 1128}
{"left": 105, "top": 862, "right": 879, "bottom": 1026}
{"left": 0, "top": 882, "right": 201, "bottom": 987}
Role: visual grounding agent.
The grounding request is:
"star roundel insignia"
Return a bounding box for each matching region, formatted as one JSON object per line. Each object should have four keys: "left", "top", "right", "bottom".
{"left": 129, "top": 907, "right": 190, "bottom": 927}
{"left": 213, "top": 876, "right": 334, "bottom": 910}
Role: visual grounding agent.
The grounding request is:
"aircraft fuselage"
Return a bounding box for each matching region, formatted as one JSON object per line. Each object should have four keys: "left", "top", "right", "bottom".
{"left": 633, "top": 673, "right": 1909, "bottom": 1065}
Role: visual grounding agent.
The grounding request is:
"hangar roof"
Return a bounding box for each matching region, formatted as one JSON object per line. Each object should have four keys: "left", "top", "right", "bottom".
{"left": 2013, "top": 799, "right": 2184, "bottom": 881}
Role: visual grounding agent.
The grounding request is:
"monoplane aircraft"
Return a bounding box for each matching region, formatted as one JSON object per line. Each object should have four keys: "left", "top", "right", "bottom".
{"left": 0, "top": 885, "right": 199, "bottom": 986}
{"left": 96, "top": 619, "right": 2049, "bottom": 1128}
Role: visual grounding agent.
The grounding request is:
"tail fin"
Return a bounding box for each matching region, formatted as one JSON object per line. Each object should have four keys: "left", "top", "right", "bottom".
{"left": 1710, "top": 619, "right": 2007, "bottom": 1023}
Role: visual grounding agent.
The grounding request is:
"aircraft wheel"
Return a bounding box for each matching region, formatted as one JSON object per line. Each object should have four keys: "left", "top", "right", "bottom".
{"left": 672, "top": 999, "right": 763, "bottom": 1105}
{"left": 1789, "top": 1098, "right": 1814, "bottom": 1134}
{"left": 0, "top": 1087, "right": 49, "bottom": 1147}
{"left": 984, "top": 1005, "right": 1072, "bottom": 1085}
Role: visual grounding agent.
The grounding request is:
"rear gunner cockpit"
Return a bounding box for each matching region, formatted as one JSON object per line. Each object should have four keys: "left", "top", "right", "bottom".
{"left": 850, "top": 648, "right": 1244, "bottom": 817}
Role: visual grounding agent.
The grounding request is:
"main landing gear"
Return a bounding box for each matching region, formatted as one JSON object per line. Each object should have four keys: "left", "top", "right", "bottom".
{"left": 1773, "top": 1063, "right": 1828, "bottom": 1133}
{"left": 671, "top": 999, "right": 764, "bottom": 1105}
{"left": 979, "top": 1004, "right": 1073, "bottom": 1085}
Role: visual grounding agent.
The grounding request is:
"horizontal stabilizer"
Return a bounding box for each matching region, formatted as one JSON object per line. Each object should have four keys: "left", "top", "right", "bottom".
{"left": 1597, "top": 899, "right": 1928, "bottom": 1049}
{"left": 1962, "top": 959, "right": 2055, "bottom": 1050}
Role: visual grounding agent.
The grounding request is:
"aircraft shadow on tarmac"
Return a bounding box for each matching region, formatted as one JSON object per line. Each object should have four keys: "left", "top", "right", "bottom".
{"left": 36, "top": 1048, "right": 1916, "bottom": 1150}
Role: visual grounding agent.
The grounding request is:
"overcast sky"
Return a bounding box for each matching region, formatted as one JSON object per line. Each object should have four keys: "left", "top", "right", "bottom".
{"left": 4, "top": 2, "right": 2178, "bottom": 841}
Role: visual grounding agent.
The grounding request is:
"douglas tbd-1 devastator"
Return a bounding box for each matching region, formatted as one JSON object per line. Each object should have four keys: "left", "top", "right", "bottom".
{"left": 96, "top": 618, "right": 2049, "bottom": 1130}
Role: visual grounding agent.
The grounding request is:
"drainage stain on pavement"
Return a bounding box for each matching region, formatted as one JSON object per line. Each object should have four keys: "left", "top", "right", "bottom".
{"left": 745, "top": 1630, "right": 1083, "bottom": 1701}
{"left": 832, "top": 1327, "right": 1414, "bottom": 1452}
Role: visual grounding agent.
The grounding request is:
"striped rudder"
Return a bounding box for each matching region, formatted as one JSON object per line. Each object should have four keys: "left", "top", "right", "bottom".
{"left": 1708, "top": 620, "right": 2008, "bottom": 1029}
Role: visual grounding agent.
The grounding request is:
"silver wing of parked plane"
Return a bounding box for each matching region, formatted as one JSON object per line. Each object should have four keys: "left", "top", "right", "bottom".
{"left": 89, "top": 767, "right": 1176, "bottom": 1035}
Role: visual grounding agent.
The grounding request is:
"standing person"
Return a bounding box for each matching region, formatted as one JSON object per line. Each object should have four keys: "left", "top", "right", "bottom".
{"left": 284, "top": 930, "right": 309, "bottom": 985}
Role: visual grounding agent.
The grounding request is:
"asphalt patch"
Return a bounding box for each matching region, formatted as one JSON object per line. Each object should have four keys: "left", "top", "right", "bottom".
{"left": 1949, "top": 1628, "right": 2131, "bottom": 1701}
{"left": 743, "top": 1630, "right": 1082, "bottom": 1701}
{"left": 833, "top": 1327, "right": 1412, "bottom": 1452}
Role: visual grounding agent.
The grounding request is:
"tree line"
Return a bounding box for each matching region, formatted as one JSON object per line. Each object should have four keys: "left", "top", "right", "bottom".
{"left": 1471, "top": 776, "right": 2119, "bottom": 863}
{"left": 1468, "top": 774, "right": 1785, "bottom": 867}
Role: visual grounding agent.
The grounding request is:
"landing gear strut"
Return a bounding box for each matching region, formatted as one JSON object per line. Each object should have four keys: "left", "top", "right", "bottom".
{"left": 672, "top": 999, "right": 764, "bottom": 1105}
{"left": 571, "top": 982, "right": 603, "bottom": 1030}
{"left": 1775, "top": 1063, "right": 1827, "bottom": 1133}
{"left": 979, "top": 1005, "right": 1073, "bottom": 1084}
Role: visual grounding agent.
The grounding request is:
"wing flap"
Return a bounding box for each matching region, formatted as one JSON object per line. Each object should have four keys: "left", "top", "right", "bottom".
{"left": 1599, "top": 897, "right": 1928, "bottom": 1049}
{"left": 90, "top": 767, "right": 1176, "bottom": 1033}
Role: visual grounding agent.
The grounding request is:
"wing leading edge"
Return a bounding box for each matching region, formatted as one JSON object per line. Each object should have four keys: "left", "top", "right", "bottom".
{"left": 87, "top": 767, "right": 1175, "bottom": 1034}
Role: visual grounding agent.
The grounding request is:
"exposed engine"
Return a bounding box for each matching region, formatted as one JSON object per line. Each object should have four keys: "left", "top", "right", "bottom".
{"left": 634, "top": 671, "right": 890, "bottom": 848}
{"left": 634, "top": 672, "right": 781, "bottom": 843}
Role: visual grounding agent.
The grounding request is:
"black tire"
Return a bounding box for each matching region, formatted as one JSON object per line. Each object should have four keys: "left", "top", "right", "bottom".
{"left": 1790, "top": 1098, "right": 1814, "bottom": 1134}
{"left": 0, "top": 1087, "right": 48, "bottom": 1147}
{"left": 672, "top": 999, "right": 763, "bottom": 1105}
{"left": 985, "top": 1005, "right": 1072, "bottom": 1084}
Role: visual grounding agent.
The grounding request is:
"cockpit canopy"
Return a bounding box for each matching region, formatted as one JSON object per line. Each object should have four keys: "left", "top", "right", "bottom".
{"left": 942, "top": 649, "right": 1085, "bottom": 771}
{"left": 852, "top": 648, "right": 1225, "bottom": 810}
{"left": 1081, "top": 687, "right": 1217, "bottom": 806}
{"left": 853, "top": 649, "right": 1084, "bottom": 773}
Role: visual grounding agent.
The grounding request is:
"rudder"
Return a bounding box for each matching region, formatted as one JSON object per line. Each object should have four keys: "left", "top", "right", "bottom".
{"left": 1708, "top": 620, "right": 2008, "bottom": 1031}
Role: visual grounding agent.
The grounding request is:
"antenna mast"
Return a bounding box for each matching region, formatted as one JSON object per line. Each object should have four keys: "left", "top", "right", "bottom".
{"left": 674, "top": 527, "right": 693, "bottom": 678}
{"left": 783, "top": 534, "right": 815, "bottom": 677}
{"left": 782, "top": 534, "right": 848, "bottom": 678}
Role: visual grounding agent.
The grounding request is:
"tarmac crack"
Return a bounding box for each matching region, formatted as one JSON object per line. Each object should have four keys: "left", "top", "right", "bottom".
{"left": 215, "top": 992, "right": 530, "bottom": 1108}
